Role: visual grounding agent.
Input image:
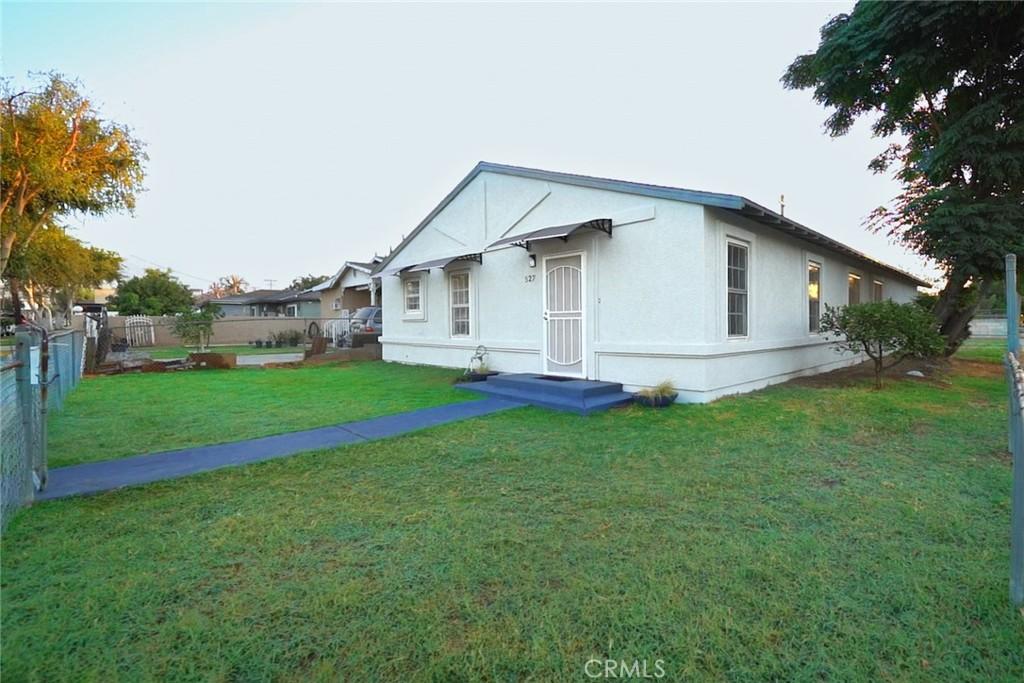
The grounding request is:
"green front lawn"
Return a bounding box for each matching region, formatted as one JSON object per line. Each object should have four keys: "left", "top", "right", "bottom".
{"left": 47, "top": 361, "right": 475, "bottom": 467}
{"left": 146, "top": 344, "right": 305, "bottom": 359}
{"left": 6, "top": 358, "right": 1021, "bottom": 680}
{"left": 956, "top": 337, "right": 1018, "bottom": 364}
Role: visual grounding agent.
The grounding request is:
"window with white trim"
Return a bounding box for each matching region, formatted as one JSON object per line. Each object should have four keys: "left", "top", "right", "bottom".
{"left": 404, "top": 277, "right": 422, "bottom": 315}
{"left": 872, "top": 280, "right": 884, "bottom": 302}
{"left": 727, "top": 240, "right": 748, "bottom": 337}
{"left": 848, "top": 273, "right": 861, "bottom": 305}
{"left": 808, "top": 261, "right": 821, "bottom": 333}
{"left": 285, "top": 304, "right": 297, "bottom": 318}
{"left": 449, "top": 271, "right": 471, "bottom": 337}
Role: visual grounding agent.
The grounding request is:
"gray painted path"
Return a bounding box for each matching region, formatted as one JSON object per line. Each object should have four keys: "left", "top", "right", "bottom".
{"left": 39, "top": 398, "right": 519, "bottom": 501}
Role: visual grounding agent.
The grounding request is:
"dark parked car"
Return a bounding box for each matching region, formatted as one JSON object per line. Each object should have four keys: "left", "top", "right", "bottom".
{"left": 351, "top": 306, "right": 382, "bottom": 334}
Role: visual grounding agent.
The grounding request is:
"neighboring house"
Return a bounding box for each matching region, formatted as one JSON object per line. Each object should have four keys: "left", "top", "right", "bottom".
{"left": 210, "top": 289, "right": 321, "bottom": 317}
{"left": 307, "top": 258, "right": 383, "bottom": 318}
{"left": 372, "top": 162, "right": 929, "bottom": 402}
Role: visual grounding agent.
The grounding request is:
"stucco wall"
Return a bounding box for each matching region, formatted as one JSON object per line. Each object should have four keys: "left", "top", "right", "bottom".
{"left": 380, "top": 172, "right": 923, "bottom": 401}
{"left": 100, "top": 316, "right": 326, "bottom": 346}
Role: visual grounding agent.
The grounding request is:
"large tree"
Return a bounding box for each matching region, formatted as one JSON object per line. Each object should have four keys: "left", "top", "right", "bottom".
{"left": 109, "top": 268, "right": 194, "bottom": 316}
{"left": 1, "top": 73, "right": 145, "bottom": 316}
{"left": 4, "top": 225, "right": 121, "bottom": 326}
{"left": 783, "top": 2, "right": 1024, "bottom": 353}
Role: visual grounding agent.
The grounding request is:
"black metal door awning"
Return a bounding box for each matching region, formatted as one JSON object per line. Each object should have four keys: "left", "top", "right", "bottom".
{"left": 407, "top": 252, "right": 482, "bottom": 272}
{"left": 381, "top": 252, "right": 482, "bottom": 276}
{"left": 486, "top": 218, "right": 612, "bottom": 251}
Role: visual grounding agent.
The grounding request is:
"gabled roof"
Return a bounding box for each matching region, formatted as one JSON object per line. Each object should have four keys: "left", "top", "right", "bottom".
{"left": 372, "top": 161, "right": 930, "bottom": 287}
{"left": 307, "top": 257, "right": 383, "bottom": 293}
{"left": 210, "top": 289, "right": 319, "bottom": 305}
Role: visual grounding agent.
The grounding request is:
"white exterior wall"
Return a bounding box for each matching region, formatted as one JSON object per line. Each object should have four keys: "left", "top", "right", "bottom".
{"left": 381, "top": 172, "right": 922, "bottom": 402}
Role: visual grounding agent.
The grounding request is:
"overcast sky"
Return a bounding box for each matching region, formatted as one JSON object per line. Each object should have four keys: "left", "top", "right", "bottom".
{"left": 3, "top": 2, "right": 936, "bottom": 290}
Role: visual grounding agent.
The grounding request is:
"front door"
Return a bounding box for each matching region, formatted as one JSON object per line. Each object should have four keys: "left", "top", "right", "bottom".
{"left": 542, "top": 253, "right": 585, "bottom": 377}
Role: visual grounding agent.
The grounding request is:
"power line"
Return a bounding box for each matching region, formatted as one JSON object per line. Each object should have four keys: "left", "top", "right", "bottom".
{"left": 125, "top": 254, "right": 215, "bottom": 285}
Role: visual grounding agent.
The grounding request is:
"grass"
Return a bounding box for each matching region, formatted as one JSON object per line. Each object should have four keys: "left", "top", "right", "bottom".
{"left": 47, "top": 361, "right": 474, "bottom": 467}
{"left": 956, "top": 337, "right": 1018, "bottom": 364}
{"left": 146, "top": 344, "right": 306, "bottom": 359}
{"left": 5, "top": 358, "right": 1022, "bottom": 680}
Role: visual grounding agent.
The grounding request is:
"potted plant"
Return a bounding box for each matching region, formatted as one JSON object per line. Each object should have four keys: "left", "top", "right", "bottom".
{"left": 286, "top": 329, "right": 302, "bottom": 347}
{"left": 463, "top": 363, "right": 498, "bottom": 382}
{"left": 271, "top": 335, "right": 282, "bottom": 348}
{"left": 255, "top": 339, "right": 264, "bottom": 348}
{"left": 634, "top": 380, "right": 678, "bottom": 408}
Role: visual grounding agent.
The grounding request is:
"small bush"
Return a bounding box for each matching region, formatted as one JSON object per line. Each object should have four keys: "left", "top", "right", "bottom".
{"left": 819, "top": 300, "right": 944, "bottom": 388}
{"left": 638, "top": 380, "right": 676, "bottom": 399}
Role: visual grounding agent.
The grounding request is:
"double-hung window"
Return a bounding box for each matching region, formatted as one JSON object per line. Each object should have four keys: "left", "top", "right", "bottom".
{"left": 404, "top": 278, "right": 421, "bottom": 315}
{"left": 727, "top": 240, "right": 748, "bottom": 337}
{"left": 808, "top": 261, "right": 821, "bottom": 333}
{"left": 872, "top": 280, "right": 884, "bottom": 302}
{"left": 848, "top": 273, "right": 861, "bottom": 305}
{"left": 449, "top": 272, "right": 471, "bottom": 337}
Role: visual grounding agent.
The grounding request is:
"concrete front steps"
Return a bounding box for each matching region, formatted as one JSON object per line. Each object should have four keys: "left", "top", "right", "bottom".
{"left": 456, "top": 373, "right": 634, "bottom": 415}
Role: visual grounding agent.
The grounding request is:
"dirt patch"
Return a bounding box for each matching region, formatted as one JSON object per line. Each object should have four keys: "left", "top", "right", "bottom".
{"left": 790, "top": 357, "right": 954, "bottom": 389}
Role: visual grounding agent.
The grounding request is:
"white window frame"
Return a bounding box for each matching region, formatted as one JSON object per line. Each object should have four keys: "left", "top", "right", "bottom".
{"left": 807, "top": 259, "right": 822, "bottom": 334}
{"left": 726, "top": 237, "right": 750, "bottom": 339}
{"left": 448, "top": 269, "right": 472, "bottom": 338}
{"left": 848, "top": 272, "right": 862, "bottom": 305}
{"left": 285, "top": 304, "right": 298, "bottom": 318}
{"left": 402, "top": 275, "right": 425, "bottom": 321}
{"left": 872, "top": 279, "right": 885, "bottom": 302}
{"left": 332, "top": 297, "right": 342, "bottom": 311}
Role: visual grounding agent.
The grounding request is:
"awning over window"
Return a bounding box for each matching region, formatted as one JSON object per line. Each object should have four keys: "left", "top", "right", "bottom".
{"left": 486, "top": 218, "right": 612, "bottom": 251}
{"left": 381, "top": 252, "right": 482, "bottom": 276}
{"left": 406, "top": 252, "right": 482, "bottom": 272}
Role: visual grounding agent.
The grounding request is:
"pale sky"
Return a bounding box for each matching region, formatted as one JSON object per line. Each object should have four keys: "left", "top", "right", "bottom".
{"left": 2, "top": 1, "right": 936, "bottom": 291}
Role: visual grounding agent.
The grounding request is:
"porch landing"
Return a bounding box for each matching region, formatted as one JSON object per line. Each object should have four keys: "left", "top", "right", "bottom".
{"left": 456, "top": 373, "right": 634, "bottom": 415}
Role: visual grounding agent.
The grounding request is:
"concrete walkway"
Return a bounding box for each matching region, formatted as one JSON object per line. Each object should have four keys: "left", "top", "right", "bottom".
{"left": 39, "top": 398, "right": 520, "bottom": 501}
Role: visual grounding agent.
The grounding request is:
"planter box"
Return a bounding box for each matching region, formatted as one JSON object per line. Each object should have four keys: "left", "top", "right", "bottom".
{"left": 188, "top": 352, "right": 237, "bottom": 370}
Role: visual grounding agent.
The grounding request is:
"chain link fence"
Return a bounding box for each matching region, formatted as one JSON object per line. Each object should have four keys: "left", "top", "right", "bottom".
{"left": 0, "top": 327, "right": 85, "bottom": 531}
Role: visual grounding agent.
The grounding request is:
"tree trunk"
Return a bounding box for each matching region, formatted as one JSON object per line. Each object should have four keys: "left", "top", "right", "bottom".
{"left": 933, "top": 266, "right": 986, "bottom": 356}
{"left": 7, "top": 276, "right": 25, "bottom": 324}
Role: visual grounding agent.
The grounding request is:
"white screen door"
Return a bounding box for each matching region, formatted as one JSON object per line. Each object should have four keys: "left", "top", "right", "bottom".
{"left": 543, "top": 254, "right": 584, "bottom": 377}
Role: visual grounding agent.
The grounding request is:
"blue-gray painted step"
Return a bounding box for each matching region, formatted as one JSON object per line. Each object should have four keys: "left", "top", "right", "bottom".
{"left": 39, "top": 397, "right": 520, "bottom": 501}
{"left": 457, "top": 374, "right": 634, "bottom": 415}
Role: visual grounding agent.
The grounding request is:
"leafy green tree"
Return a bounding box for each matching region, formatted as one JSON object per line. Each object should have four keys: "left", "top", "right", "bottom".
{"left": 110, "top": 268, "right": 193, "bottom": 315}
{"left": 3, "top": 225, "right": 121, "bottom": 325}
{"left": 820, "top": 301, "right": 945, "bottom": 389}
{"left": 290, "top": 274, "right": 329, "bottom": 291}
{"left": 783, "top": 2, "right": 1024, "bottom": 354}
{"left": 171, "top": 302, "right": 223, "bottom": 350}
{"left": 0, "top": 74, "right": 145, "bottom": 315}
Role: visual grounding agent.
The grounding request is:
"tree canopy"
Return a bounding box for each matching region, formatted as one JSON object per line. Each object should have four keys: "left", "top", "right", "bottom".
{"left": 1, "top": 74, "right": 146, "bottom": 278}
{"left": 4, "top": 225, "right": 121, "bottom": 323}
{"left": 109, "top": 268, "right": 194, "bottom": 316}
{"left": 783, "top": 2, "right": 1024, "bottom": 352}
{"left": 290, "top": 274, "right": 329, "bottom": 291}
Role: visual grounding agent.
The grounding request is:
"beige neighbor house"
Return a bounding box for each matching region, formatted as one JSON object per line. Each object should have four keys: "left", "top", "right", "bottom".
{"left": 308, "top": 258, "right": 384, "bottom": 318}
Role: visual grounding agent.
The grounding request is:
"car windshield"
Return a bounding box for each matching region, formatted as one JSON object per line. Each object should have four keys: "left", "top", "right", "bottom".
{"left": 353, "top": 307, "right": 376, "bottom": 319}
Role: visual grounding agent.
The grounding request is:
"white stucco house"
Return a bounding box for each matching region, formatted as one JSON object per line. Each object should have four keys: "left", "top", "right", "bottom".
{"left": 372, "top": 162, "right": 928, "bottom": 402}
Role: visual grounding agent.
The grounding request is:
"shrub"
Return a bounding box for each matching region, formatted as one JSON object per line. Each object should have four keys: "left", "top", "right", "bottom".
{"left": 819, "top": 300, "right": 945, "bottom": 389}
{"left": 171, "top": 302, "right": 223, "bottom": 351}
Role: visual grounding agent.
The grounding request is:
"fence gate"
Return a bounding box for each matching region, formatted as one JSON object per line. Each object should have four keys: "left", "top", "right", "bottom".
{"left": 1, "top": 327, "right": 85, "bottom": 532}
{"left": 124, "top": 315, "right": 155, "bottom": 347}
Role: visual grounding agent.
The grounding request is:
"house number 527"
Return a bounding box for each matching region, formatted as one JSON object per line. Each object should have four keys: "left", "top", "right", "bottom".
{"left": 524, "top": 274, "right": 536, "bottom": 283}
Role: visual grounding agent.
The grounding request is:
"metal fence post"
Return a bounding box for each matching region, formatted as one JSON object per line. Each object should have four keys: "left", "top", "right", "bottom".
{"left": 1006, "top": 253, "right": 1022, "bottom": 606}
{"left": 13, "top": 330, "right": 35, "bottom": 504}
